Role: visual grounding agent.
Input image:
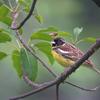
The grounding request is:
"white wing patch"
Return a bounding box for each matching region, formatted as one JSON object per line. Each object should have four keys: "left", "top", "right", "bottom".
{"left": 58, "top": 48, "right": 69, "bottom": 54}
{"left": 51, "top": 41, "right": 55, "bottom": 44}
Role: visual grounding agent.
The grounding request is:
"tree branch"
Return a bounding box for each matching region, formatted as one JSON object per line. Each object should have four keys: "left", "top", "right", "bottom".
{"left": 12, "top": 0, "right": 37, "bottom": 30}
{"left": 10, "top": 1, "right": 100, "bottom": 100}
{"left": 12, "top": 12, "right": 97, "bottom": 93}
{"left": 15, "top": 29, "right": 57, "bottom": 77}
{"left": 56, "top": 84, "right": 60, "bottom": 100}
{"left": 9, "top": 38, "right": 100, "bottom": 100}
{"left": 23, "top": 75, "right": 39, "bottom": 88}
{"left": 64, "top": 81, "right": 100, "bottom": 91}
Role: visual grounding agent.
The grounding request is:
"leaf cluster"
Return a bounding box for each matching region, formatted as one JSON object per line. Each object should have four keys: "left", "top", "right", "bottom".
{"left": 0, "top": 1, "right": 97, "bottom": 82}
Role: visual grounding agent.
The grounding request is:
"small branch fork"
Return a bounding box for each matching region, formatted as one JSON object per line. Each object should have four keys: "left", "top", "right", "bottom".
{"left": 12, "top": 0, "right": 37, "bottom": 30}
{"left": 10, "top": 38, "right": 100, "bottom": 100}
{"left": 10, "top": 0, "right": 100, "bottom": 100}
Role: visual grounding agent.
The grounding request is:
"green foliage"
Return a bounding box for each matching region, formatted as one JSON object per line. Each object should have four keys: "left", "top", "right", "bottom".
{"left": 31, "top": 32, "right": 52, "bottom": 41}
{"left": 12, "top": 50, "right": 22, "bottom": 78}
{"left": 70, "top": 27, "right": 97, "bottom": 44}
{"left": 0, "top": 29, "right": 11, "bottom": 43}
{"left": 20, "top": 48, "right": 38, "bottom": 81}
{"left": 0, "top": 4, "right": 12, "bottom": 26}
{"left": 0, "top": 16, "right": 12, "bottom": 26}
{"left": 0, "top": 0, "right": 98, "bottom": 82}
{"left": 19, "top": 0, "right": 43, "bottom": 23}
{"left": 37, "top": 27, "right": 58, "bottom": 33}
{"left": 19, "top": 0, "right": 32, "bottom": 7}
{"left": 58, "top": 31, "right": 71, "bottom": 37}
{"left": 0, "top": 5, "right": 10, "bottom": 16}
{"left": 72, "top": 27, "right": 83, "bottom": 43}
{"left": 0, "top": 51, "right": 7, "bottom": 60}
{"left": 81, "top": 37, "right": 96, "bottom": 43}
{"left": 73, "top": 27, "right": 83, "bottom": 37}
{"left": 35, "top": 42, "right": 54, "bottom": 64}
{"left": 34, "top": 15, "right": 43, "bottom": 23}
{"left": 30, "top": 27, "right": 58, "bottom": 41}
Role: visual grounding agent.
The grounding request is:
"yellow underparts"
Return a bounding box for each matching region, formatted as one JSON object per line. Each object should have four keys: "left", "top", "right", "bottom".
{"left": 51, "top": 50, "right": 75, "bottom": 67}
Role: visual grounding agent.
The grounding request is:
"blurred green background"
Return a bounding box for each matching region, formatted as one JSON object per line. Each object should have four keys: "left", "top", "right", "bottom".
{"left": 0, "top": 0, "right": 100, "bottom": 100}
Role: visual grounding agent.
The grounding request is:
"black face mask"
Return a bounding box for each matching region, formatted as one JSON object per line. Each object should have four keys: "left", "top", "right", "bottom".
{"left": 52, "top": 38, "right": 65, "bottom": 47}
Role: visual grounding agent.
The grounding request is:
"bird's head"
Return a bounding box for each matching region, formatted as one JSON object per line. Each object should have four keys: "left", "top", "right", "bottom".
{"left": 51, "top": 37, "right": 65, "bottom": 47}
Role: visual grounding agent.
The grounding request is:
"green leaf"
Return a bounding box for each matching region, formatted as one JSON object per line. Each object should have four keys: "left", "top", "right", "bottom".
{"left": 34, "top": 15, "right": 43, "bottom": 23}
{"left": 58, "top": 31, "right": 71, "bottom": 37}
{"left": 19, "top": 0, "right": 27, "bottom": 6}
{"left": 73, "top": 27, "right": 83, "bottom": 36}
{"left": 0, "top": 16, "right": 12, "bottom": 26}
{"left": 82, "top": 37, "right": 96, "bottom": 43}
{"left": 30, "top": 27, "right": 58, "bottom": 41}
{"left": 12, "top": 50, "right": 22, "bottom": 78}
{"left": 23, "top": 6, "right": 30, "bottom": 13}
{"left": 35, "top": 42, "right": 54, "bottom": 64}
{"left": 31, "top": 32, "right": 52, "bottom": 41}
{"left": 0, "top": 5, "right": 12, "bottom": 26}
{"left": 0, "top": 30, "right": 11, "bottom": 43}
{"left": 19, "top": 0, "right": 32, "bottom": 7}
{"left": 0, "top": 51, "right": 7, "bottom": 60}
{"left": 37, "top": 27, "right": 58, "bottom": 33}
{"left": 20, "top": 48, "right": 38, "bottom": 81}
{"left": 19, "top": 0, "right": 34, "bottom": 14}
{"left": 0, "top": 4, "right": 10, "bottom": 16}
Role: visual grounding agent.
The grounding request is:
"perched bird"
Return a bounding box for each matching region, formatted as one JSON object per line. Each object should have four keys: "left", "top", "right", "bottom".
{"left": 50, "top": 32, "right": 100, "bottom": 74}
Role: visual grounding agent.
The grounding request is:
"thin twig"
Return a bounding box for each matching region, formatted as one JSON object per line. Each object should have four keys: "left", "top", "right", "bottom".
{"left": 8, "top": 0, "right": 13, "bottom": 9}
{"left": 9, "top": 77, "right": 59, "bottom": 100}
{"left": 64, "top": 81, "right": 100, "bottom": 91}
{"left": 23, "top": 75, "right": 39, "bottom": 88}
{"left": 10, "top": 1, "right": 100, "bottom": 100}
{"left": 15, "top": 31, "right": 57, "bottom": 77}
{"left": 10, "top": 0, "right": 93, "bottom": 92}
{"left": 12, "top": 0, "right": 37, "bottom": 30}
{"left": 23, "top": 70, "right": 100, "bottom": 92}
{"left": 15, "top": 25, "right": 96, "bottom": 92}
{"left": 56, "top": 84, "right": 60, "bottom": 100}
{"left": 9, "top": 39, "right": 100, "bottom": 100}
{"left": 10, "top": 0, "right": 58, "bottom": 78}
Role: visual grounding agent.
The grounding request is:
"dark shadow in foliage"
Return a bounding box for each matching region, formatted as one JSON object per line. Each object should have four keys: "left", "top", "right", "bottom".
{"left": 92, "top": 0, "right": 100, "bottom": 7}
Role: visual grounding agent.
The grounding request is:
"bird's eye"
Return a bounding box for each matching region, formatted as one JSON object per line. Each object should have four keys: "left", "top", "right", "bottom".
{"left": 51, "top": 41, "right": 56, "bottom": 46}
{"left": 52, "top": 43, "right": 56, "bottom": 46}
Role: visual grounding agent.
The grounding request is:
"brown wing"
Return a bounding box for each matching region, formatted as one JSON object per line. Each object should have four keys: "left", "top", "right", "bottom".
{"left": 57, "top": 42, "right": 94, "bottom": 67}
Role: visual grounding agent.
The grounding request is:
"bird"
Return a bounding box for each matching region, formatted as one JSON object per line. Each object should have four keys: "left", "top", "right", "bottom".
{"left": 50, "top": 32, "right": 100, "bottom": 74}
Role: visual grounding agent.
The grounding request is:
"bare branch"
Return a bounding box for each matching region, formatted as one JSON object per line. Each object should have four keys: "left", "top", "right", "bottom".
{"left": 9, "top": 39, "right": 100, "bottom": 100}
{"left": 23, "top": 75, "right": 39, "bottom": 88}
{"left": 63, "top": 38, "right": 100, "bottom": 79}
{"left": 64, "top": 81, "right": 100, "bottom": 91}
{"left": 12, "top": 0, "right": 37, "bottom": 30}
{"left": 10, "top": 2, "right": 100, "bottom": 100}
{"left": 15, "top": 30, "right": 57, "bottom": 77}
{"left": 9, "top": 78, "right": 58, "bottom": 100}
{"left": 11, "top": 11, "right": 57, "bottom": 78}
{"left": 56, "top": 84, "right": 60, "bottom": 100}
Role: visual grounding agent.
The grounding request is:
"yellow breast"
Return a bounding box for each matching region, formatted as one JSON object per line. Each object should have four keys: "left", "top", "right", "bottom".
{"left": 51, "top": 50, "right": 75, "bottom": 67}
